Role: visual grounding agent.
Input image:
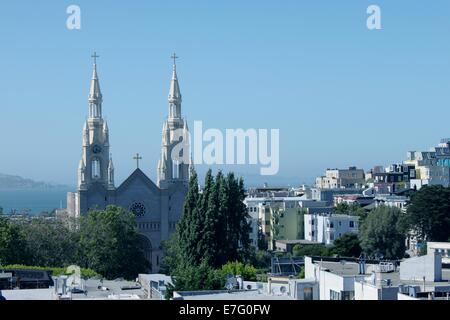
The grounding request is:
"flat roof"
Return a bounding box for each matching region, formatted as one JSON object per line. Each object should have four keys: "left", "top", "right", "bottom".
{"left": 276, "top": 239, "right": 321, "bottom": 245}
{"left": 175, "top": 289, "right": 294, "bottom": 300}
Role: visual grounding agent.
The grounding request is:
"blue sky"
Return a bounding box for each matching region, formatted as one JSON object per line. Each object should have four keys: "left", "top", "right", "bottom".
{"left": 1, "top": 0, "right": 450, "bottom": 187}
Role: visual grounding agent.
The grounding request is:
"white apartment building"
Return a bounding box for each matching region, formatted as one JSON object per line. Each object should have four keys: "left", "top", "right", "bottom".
{"left": 374, "top": 195, "right": 409, "bottom": 212}
{"left": 304, "top": 214, "right": 359, "bottom": 245}
{"left": 427, "top": 242, "right": 450, "bottom": 264}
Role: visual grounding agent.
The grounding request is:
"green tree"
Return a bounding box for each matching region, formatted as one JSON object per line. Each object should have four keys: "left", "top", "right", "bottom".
{"left": 330, "top": 233, "right": 362, "bottom": 257}
{"left": 159, "top": 233, "right": 182, "bottom": 275}
{"left": 249, "top": 249, "right": 271, "bottom": 269}
{"left": 19, "top": 217, "right": 78, "bottom": 267}
{"left": 0, "top": 217, "right": 28, "bottom": 265}
{"left": 177, "top": 169, "right": 202, "bottom": 266}
{"left": 335, "top": 202, "right": 367, "bottom": 221}
{"left": 406, "top": 185, "right": 450, "bottom": 242}
{"left": 334, "top": 203, "right": 350, "bottom": 215}
{"left": 167, "top": 260, "right": 224, "bottom": 298}
{"left": 292, "top": 244, "right": 330, "bottom": 257}
{"left": 162, "top": 169, "right": 253, "bottom": 293}
{"left": 78, "top": 205, "right": 149, "bottom": 279}
{"left": 297, "top": 266, "right": 305, "bottom": 279}
{"left": 359, "top": 206, "right": 406, "bottom": 259}
{"left": 197, "top": 169, "right": 217, "bottom": 266}
{"left": 220, "top": 261, "right": 257, "bottom": 281}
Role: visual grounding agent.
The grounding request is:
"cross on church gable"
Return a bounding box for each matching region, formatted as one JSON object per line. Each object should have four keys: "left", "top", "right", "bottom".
{"left": 133, "top": 153, "right": 142, "bottom": 169}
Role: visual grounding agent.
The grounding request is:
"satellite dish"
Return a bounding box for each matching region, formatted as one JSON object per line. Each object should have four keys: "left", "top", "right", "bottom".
{"left": 280, "top": 286, "right": 287, "bottom": 294}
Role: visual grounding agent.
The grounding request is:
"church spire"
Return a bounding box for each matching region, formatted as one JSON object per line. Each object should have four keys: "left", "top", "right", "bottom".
{"left": 168, "top": 53, "right": 182, "bottom": 119}
{"left": 88, "top": 52, "right": 103, "bottom": 118}
{"left": 78, "top": 52, "right": 112, "bottom": 190}
{"left": 157, "top": 54, "right": 191, "bottom": 188}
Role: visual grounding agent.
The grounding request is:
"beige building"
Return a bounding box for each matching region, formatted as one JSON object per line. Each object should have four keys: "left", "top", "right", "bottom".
{"left": 315, "top": 167, "right": 365, "bottom": 189}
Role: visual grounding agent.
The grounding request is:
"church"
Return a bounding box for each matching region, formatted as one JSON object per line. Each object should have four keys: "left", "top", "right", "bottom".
{"left": 66, "top": 53, "right": 191, "bottom": 273}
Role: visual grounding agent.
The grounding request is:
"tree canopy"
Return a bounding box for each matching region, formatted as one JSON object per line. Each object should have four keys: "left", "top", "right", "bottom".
{"left": 0, "top": 217, "right": 28, "bottom": 265}
{"left": 0, "top": 205, "right": 150, "bottom": 280}
{"left": 173, "top": 168, "right": 252, "bottom": 270}
{"left": 359, "top": 206, "right": 406, "bottom": 259}
{"left": 330, "top": 232, "right": 362, "bottom": 257}
{"left": 405, "top": 185, "right": 450, "bottom": 242}
{"left": 78, "top": 205, "right": 150, "bottom": 279}
{"left": 163, "top": 168, "right": 253, "bottom": 293}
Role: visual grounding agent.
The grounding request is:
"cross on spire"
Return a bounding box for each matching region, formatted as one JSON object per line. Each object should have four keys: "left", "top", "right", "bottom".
{"left": 133, "top": 153, "right": 142, "bottom": 169}
{"left": 171, "top": 53, "right": 179, "bottom": 66}
{"left": 91, "top": 52, "right": 100, "bottom": 64}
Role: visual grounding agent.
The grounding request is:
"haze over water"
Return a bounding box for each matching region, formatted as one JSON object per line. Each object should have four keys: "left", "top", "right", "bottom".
{"left": 0, "top": 188, "right": 70, "bottom": 215}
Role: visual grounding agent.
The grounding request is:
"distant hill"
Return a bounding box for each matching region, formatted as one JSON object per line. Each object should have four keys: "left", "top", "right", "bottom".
{"left": 0, "top": 173, "right": 67, "bottom": 190}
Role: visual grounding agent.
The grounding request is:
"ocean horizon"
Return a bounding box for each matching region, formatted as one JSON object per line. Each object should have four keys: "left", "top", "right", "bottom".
{"left": 0, "top": 188, "right": 72, "bottom": 215}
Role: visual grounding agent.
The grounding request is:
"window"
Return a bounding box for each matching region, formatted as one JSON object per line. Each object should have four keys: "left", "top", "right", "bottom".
{"left": 91, "top": 158, "right": 101, "bottom": 179}
{"left": 350, "top": 221, "right": 355, "bottom": 228}
{"left": 303, "top": 287, "right": 313, "bottom": 300}
{"left": 341, "top": 291, "right": 354, "bottom": 300}
{"left": 329, "top": 222, "right": 334, "bottom": 228}
{"left": 330, "top": 290, "right": 341, "bottom": 300}
{"left": 130, "top": 202, "right": 146, "bottom": 217}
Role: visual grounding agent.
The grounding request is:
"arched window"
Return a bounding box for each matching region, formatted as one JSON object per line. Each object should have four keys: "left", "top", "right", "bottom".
{"left": 172, "top": 161, "right": 180, "bottom": 179}
{"left": 92, "top": 158, "right": 101, "bottom": 179}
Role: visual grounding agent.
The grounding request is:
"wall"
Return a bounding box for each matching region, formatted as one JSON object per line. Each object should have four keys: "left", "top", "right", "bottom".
{"left": 400, "top": 253, "right": 442, "bottom": 282}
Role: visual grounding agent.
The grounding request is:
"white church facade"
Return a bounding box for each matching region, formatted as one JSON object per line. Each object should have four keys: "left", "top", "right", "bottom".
{"left": 66, "top": 54, "right": 190, "bottom": 273}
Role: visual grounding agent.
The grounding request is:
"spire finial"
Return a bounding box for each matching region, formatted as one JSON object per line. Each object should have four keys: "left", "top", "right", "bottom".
{"left": 171, "top": 52, "right": 179, "bottom": 67}
{"left": 91, "top": 51, "right": 100, "bottom": 65}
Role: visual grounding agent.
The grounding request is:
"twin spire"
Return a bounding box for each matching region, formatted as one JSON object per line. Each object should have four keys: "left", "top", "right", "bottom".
{"left": 83, "top": 51, "right": 189, "bottom": 189}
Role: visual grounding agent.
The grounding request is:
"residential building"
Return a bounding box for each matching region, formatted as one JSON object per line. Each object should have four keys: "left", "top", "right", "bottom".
{"left": 172, "top": 276, "right": 318, "bottom": 300}
{"left": 373, "top": 195, "right": 409, "bottom": 211}
{"left": 304, "top": 256, "right": 367, "bottom": 300}
{"left": 369, "top": 164, "right": 415, "bottom": 194}
{"left": 404, "top": 138, "right": 450, "bottom": 189}
{"left": 304, "top": 213, "right": 359, "bottom": 245}
{"left": 333, "top": 194, "right": 374, "bottom": 208}
{"left": 311, "top": 188, "right": 364, "bottom": 206}
{"left": 427, "top": 242, "right": 450, "bottom": 264}
{"left": 315, "top": 167, "right": 365, "bottom": 189}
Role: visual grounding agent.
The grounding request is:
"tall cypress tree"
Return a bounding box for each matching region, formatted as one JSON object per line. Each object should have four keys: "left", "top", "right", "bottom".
{"left": 197, "top": 169, "right": 215, "bottom": 264}
{"left": 177, "top": 168, "right": 200, "bottom": 265}
{"left": 216, "top": 171, "right": 229, "bottom": 267}
{"left": 173, "top": 169, "right": 252, "bottom": 270}
{"left": 237, "top": 177, "right": 252, "bottom": 260}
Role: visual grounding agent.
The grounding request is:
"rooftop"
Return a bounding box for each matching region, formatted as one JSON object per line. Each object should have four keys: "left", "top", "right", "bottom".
{"left": 174, "top": 289, "right": 294, "bottom": 300}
